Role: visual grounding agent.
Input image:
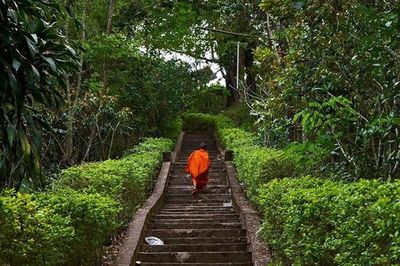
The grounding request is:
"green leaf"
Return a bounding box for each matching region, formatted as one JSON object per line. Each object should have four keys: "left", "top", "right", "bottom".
{"left": 6, "top": 66, "right": 17, "bottom": 91}
{"left": 31, "top": 65, "right": 40, "bottom": 79}
{"left": 12, "top": 59, "right": 21, "bottom": 71}
{"left": 7, "top": 126, "right": 17, "bottom": 146}
{"left": 26, "top": 36, "right": 39, "bottom": 57}
{"left": 42, "top": 56, "right": 57, "bottom": 72}
{"left": 19, "top": 132, "right": 31, "bottom": 159}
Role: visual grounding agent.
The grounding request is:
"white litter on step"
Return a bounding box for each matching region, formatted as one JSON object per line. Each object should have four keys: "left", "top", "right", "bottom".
{"left": 145, "top": 236, "right": 164, "bottom": 245}
{"left": 223, "top": 200, "right": 233, "bottom": 207}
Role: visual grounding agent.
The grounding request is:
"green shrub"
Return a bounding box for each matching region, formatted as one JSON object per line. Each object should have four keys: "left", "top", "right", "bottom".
{"left": 0, "top": 191, "right": 75, "bottom": 266}
{"left": 36, "top": 189, "right": 120, "bottom": 265}
{"left": 181, "top": 113, "right": 216, "bottom": 132}
{"left": 0, "top": 138, "right": 172, "bottom": 265}
{"left": 56, "top": 138, "right": 173, "bottom": 222}
{"left": 234, "top": 146, "right": 297, "bottom": 204}
{"left": 161, "top": 117, "right": 182, "bottom": 140}
{"left": 210, "top": 113, "right": 400, "bottom": 265}
{"left": 213, "top": 114, "right": 235, "bottom": 129}
{"left": 221, "top": 103, "right": 256, "bottom": 130}
{"left": 259, "top": 176, "right": 400, "bottom": 265}
{"left": 217, "top": 127, "right": 258, "bottom": 149}
{"left": 215, "top": 125, "right": 298, "bottom": 205}
{"left": 189, "top": 84, "right": 228, "bottom": 114}
{"left": 284, "top": 140, "right": 331, "bottom": 175}
{"left": 127, "top": 137, "right": 173, "bottom": 155}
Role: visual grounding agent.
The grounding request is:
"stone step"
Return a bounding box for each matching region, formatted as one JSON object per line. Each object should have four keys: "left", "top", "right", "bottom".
{"left": 151, "top": 218, "right": 238, "bottom": 224}
{"left": 168, "top": 176, "right": 226, "bottom": 180}
{"left": 162, "top": 204, "right": 233, "bottom": 209}
{"left": 148, "top": 228, "right": 246, "bottom": 238}
{"left": 139, "top": 263, "right": 252, "bottom": 266}
{"left": 158, "top": 210, "right": 235, "bottom": 214}
{"left": 151, "top": 222, "right": 243, "bottom": 229}
{"left": 168, "top": 180, "right": 227, "bottom": 186}
{"left": 174, "top": 162, "right": 223, "bottom": 166}
{"left": 165, "top": 194, "right": 230, "bottom": 199}
{"left": 155, "top": 237, "right": 248, "bottom": 244}
{"left": 137, "top": 251, "right": 252, "bottom": 263}
{"left": 141, "top": 243, "right": 249, "bottom": 252}
{"left": 153, "top": 214, "right": 239, "bottom": 220}
{"left": 169, "top": 177, "right": 224, "bottom": 182}
{"left": 164, "top": 200, "right": 231, "bottom": 205}
{"left": 161, "top": 205, "right": 234, "bottom": 209}
{"left": 172, "top": 170, "right": 225, "bottom": 174}
{"left": 169, "top": 173, "right": 226, "bottom": 178}
{"left": 172, "top": 164, "right": 225, "bottom": 172}
{"left": 166, "top": 187, "right": 229, "bottom": 194}
{"left": 174, "top": 161, "right": 222, "bottom": 164}
{"left": 178, "top": 154, "right": 220, "bottom": 158}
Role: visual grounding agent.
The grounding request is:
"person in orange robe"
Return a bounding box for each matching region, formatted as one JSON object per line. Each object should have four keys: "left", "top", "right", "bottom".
{"left": 185, "top": 142, "right": 210, "bottom": 195}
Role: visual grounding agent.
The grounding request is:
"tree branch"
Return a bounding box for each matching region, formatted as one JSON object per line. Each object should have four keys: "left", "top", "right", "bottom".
{"left": 164, "top": 48, "right": 220, "bottom": 64}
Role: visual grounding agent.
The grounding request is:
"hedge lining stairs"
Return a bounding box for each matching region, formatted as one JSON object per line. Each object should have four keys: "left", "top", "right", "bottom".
{"left": 136, "top": 132, "right": 253, "bottom": 265}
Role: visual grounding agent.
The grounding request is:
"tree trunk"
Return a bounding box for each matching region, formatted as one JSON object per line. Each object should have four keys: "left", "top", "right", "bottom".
{"left": 106, "top": 0, "right": 117, "bottom": 34}
{"left": 224, "top": 63, "right": 240, "bottom": 107}
{"left": 63, "top": 7, "right": 73, "bottom": 164}
{"left": 244, "top": 44, "right": 257, "bottom": 96}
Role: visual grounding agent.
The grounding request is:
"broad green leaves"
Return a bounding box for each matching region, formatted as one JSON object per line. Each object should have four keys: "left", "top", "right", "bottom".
{"left": 0, "top": 0, "right": 79, "bottom": 190}
{"left": 256, "top": 0, "right": 400, "bottom": 179}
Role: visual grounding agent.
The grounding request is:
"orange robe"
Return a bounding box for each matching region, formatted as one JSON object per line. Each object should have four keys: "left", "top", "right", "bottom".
{"left": 185, "top": 149, "right": 210, "bottom": 190}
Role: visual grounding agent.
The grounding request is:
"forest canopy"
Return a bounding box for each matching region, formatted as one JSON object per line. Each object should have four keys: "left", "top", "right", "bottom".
{"left": 1, "top": 0, "right": 399, "bottom": 191}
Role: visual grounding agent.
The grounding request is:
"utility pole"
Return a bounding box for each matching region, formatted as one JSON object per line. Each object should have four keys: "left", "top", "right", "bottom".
{"left": 236, "top": 41, "right": 240, "bottom": 91}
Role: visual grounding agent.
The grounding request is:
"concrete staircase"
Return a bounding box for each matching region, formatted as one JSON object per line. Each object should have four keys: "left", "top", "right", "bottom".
{"left": 136, "top": 132, "right": 253, "bottom": 265}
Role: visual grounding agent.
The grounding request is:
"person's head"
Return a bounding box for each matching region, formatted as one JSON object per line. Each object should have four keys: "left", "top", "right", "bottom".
{"left": 199, "top": 142, "right": 208, "bottom": 150}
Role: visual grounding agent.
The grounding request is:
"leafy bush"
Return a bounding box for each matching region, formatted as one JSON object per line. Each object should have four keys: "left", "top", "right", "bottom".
{"left": 259, "top": 176, "right": 400, "bottom": 265}
{"left": 213, "top": 114, "right": 235, "bottom": 130}
{"left": 217, "top": 127, "right": 258, "bottom": 149}
{"left": 127, "top": 137, "right": 173, "bottom": 155}
{"left": 36, "top": 190, "right": 121, "bottom": 265}
{"left": 181, "top": 113, "right": 216, "bottom": 132}
{"left": 0, "top": 138, "right": 172, "bottom": 265}
{"left": 213, "top": 113, "right": 400, "bottom": 264}
{"left": 56, "top": 138, "right": 173, "bottom": 221}
{"left": 221, "top": 103, "right": 256, "bottom": 130}
{"left": 162, "top": 117, "right": 182, "bottom": 141}
{"left": 0, "top": 191, "right": 75, "bottom": 266}
{"left": 284, "top": 141, "right": 331, "bottom": 175}
{"left": 189, "top": 84, "right": 228, "bottom": 114}
{"left": 215, "top": 125, "right": 298, "bottom": 204}
{"left": 234, "top": 146, "right": 297, "bottom": 204}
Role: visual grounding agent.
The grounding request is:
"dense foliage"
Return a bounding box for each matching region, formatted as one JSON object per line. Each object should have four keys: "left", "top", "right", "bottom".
{"left": 254, "top": 0, "right": 400, "bottom": 179}
{"left": 0, "top": 0, "right": 78, "bottom": 190}
{"left": 259, "top": 177, "right": 400, "bottom": 265}
{"left": 188, "top": 113, "right": 400, "bottom": 265}
{"left": 0, "top": 138, "right": 172, "bottom": 265}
